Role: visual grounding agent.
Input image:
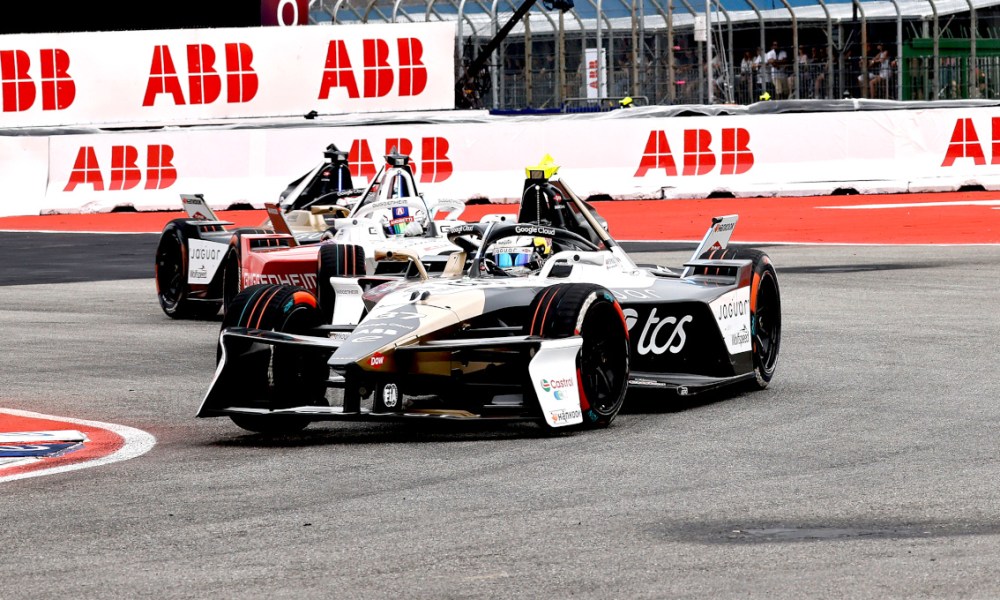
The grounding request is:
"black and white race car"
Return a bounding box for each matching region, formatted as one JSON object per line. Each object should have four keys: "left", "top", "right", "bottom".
{"left": 198, "top": 156, "right": 781, "bottom": 435}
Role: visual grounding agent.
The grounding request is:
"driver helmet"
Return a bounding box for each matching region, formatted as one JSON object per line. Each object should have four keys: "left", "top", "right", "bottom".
{"left": 488, "top": 236, "right": 552, "bottom": 274}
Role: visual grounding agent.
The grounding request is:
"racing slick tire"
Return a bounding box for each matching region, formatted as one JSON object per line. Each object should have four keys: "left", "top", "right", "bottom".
{"left": 696, "top": 247, "right": 781, "bottom": 389}
{"left": 316, "top": 243, "right": 366, "bottom": 323}
{"left": 154, "top": 221, "right": 220, "bottom": 320}
{"left": 220, "top": 283, "right": 328, "bottom": 434}
{"left": 527, "top": 283, "right": 630, "bottom": 429}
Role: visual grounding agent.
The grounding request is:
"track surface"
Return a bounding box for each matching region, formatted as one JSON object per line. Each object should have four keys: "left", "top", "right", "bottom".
{"left": 2, "top": 198, "right": 1000, "bottom": 598}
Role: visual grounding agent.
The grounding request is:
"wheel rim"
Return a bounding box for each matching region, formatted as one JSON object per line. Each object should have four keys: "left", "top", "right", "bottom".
{"left": 753, "top": 269, "right": 781, "bottom": 373}
{"left": 579, "top": 301, "right": 628, "bottom": 416}
{"left": 155, "top": 232, "right": 185, "bottom": 307}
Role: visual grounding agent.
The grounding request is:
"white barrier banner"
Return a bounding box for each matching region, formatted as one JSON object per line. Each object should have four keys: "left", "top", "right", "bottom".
{"left": 0, "top": 22, "right": 456, "bottom": 129}
{"left": 22, "top": 106, "right": 1000, "bottom": 216}
{"left": 0, "top": 137, "right": 49, "bottom": 217}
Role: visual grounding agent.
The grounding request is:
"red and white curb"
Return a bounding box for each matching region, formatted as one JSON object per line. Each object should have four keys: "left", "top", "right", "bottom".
{"left": 0, "top": 408, "right": 155, "bottom": 483}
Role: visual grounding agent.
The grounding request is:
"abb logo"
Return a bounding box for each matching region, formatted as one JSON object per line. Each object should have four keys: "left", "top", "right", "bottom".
{"left": 0, "top": 49, "right": 76, "bottom": 112}
{"left": 634, "top": 129, "right": 753, "bottom": 177}
{"left": 349, "top": 137, "right": 452, "bottom": 183}
{"left": 143, "top": 43, "right": 258, "bottom": 107}
{"left": 64, "top": 145, "right": 176, "bottom": 191}
{"left": 319, "top": 38, "right": 427, "bottom": 99}
{"left": 941, "top": 118, "right": 1000, "bottom": 166}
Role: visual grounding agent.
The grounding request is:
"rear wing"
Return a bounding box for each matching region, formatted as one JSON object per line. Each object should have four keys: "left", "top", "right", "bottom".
{"left": 264, "top": 203, "right": 297, "bottom": 246}
{"left": 682, "top": 214, "right": 738, "bottom": 278}
{"left": 181, "top": 194, "right": 228, "bottom": 224}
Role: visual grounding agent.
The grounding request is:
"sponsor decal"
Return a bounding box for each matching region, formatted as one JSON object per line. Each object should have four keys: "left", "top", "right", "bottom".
{"left": 540, "top": 377, "right": 575, "bottom": 393}
{"left": 348, "top": 138, "right": 451, "bottom": 183}
{"left": 634, "top": 128, "right": 753, "bottom": 177}
{"left": 143, "top": 43, "right": 259, "bottom": 107}
{"left": 318, "top": 37, "right": 428, "bottom": 100}
{"left": 629, "top": 307, "right": 692, "bottom": 355}
{"left": 709, "top": 288, "right": 752, "bottom": 354}
{"left": 350, "top": 325, "right": 401, "bottom": 344}
{"left": 190, "top": 246, "right": 222, "bottom": 261}
{"left": 549, "top": 409, "right": 582, "bottom": 424}
{"left": 0, "top": 48, "right": 76, "bottom": 114}
{"left": 243, "top": 271, "right": 318, "bottom": 291}
{"left": 187, "top": 238, "right": 227, "bottom": 284}
{"left": 370, "top": 352, "right": 385, "bottom": 368}
{"left": 629, "top": 378, "right": 668, "bottom": 388}
{"left": 715, "top": 221, "right": 735, "bottom": 232}
{"left": 63, "top": 145, "right": 176, "bottom": 192}
{"left": 367, "top": 310, "right": 423, "bottom": 321}
{"left": 716, "top": 295, "right": 749, "bottom": 320}
{"left": 941, "top": 117, "right": 1000, "bottom": 166}
{"left": 731, "top": 324, "right": 750, "bottom": 347}
{"left": 514, "top": 225, "right": 556, "bottom": 236}
{"left": 613, "top": 288, "right": 662, "bottom": 301}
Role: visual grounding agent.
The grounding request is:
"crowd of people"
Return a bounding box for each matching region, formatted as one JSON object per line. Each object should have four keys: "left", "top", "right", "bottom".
{"left": 732, "top": 41, "right": 898, "bottom": 103}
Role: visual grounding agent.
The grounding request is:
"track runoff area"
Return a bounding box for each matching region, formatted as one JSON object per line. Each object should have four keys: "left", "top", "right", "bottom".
{"left": 0, "top": 189, "right": 996, "bottom": 481}
{"left": 1, "top": 190, "right": 998, "bottom": 244}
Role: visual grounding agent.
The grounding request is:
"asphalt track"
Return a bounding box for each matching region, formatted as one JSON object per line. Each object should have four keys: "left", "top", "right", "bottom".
{"left": 2, "top": 196, "right": 999, "bottom": 599}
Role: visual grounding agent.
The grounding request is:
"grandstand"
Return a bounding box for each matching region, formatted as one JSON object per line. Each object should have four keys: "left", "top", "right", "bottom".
{"left": 5, "top": 0, "right": 999, "bottom": 109}
{"left": 307, "top": 0, "right": 1000, "bottom": 108}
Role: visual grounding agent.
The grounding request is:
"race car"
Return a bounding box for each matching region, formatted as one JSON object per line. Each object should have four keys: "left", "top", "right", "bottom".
{"left": 197, "top": 156, "right": 782, "bottom": 435}
{"left": 216, "top": 148, "right": 468, "bottom": 320}
{"left": 154, "top": 143, "right": 364, "bottom": 319}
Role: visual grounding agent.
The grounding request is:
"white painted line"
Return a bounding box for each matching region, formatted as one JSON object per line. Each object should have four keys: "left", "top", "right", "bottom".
{"left": 0, "top": 409, "right": 156, "bottom": 484}
{"left": 818, "top": 200, "right": 1000, "bottom": 209}
{"left": 0, "top": 430, "right": 87, "bottom": 443}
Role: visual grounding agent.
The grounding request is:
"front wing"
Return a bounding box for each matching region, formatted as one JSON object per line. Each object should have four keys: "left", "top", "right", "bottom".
{"left": 197, "top": 327, "right": 586, "bottom": 428}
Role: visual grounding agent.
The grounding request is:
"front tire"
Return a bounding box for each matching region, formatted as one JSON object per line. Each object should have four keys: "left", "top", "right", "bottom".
{"left": 221, "top": 284, "right": 328, "bottom": 434}
{"left": 527, "top": 283, "right": 630, "bottom": 428}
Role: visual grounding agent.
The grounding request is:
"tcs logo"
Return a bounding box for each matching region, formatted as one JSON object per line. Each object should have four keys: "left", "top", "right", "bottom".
{"left": 0, "top": 48, "right": 76, "bottom": 112}
{"left": 63, "top": 145, "right": 177, "bottom": 191}
{"left": 635, "top": 129, "right": 754, "bottom": 177}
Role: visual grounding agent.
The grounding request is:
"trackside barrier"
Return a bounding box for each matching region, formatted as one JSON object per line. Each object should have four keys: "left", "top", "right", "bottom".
{"left": 3, "top": 101, "right": 1000, "bottom": 217}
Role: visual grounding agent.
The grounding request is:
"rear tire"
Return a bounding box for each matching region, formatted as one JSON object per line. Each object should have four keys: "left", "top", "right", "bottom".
{"left": 154, "top": 222, "right": 219, "bottom": 319}
{"left": 221, "top": 284, "right": 328, "bottom": 434}
{"left": 744, "top": 251, "right": 781, "bottom": 389}
{"left": 316, "top": 243, "right": 366, "bottom": 323}
{"left": 527, "top": 283, "right": 629, "bottom": 428}
{"left": 696, "top": 247, "right": 781, "bottom": 389}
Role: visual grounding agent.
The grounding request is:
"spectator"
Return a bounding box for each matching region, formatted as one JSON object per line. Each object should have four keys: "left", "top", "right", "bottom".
{"left": 768, "top": 41, "right": 789, "bottom": 99}
{"left": 739, "top": 50, "right": 755, "bottom": 104}
{"left": 787, "top": 45, "right": 810, "bottom": 98}
{"left": 865, "top": 43, "right": 891, "bottom": 98}
{"left": 812, "top": 46, "right": 829, "bottom": 99}
{"left": 753, "top": 46, "right": 768, "bottom": 99}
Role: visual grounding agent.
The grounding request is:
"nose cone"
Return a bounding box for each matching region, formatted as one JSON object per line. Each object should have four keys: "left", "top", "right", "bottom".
{"left": 329, "top": 302, "right": 459, "bottom": 369}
